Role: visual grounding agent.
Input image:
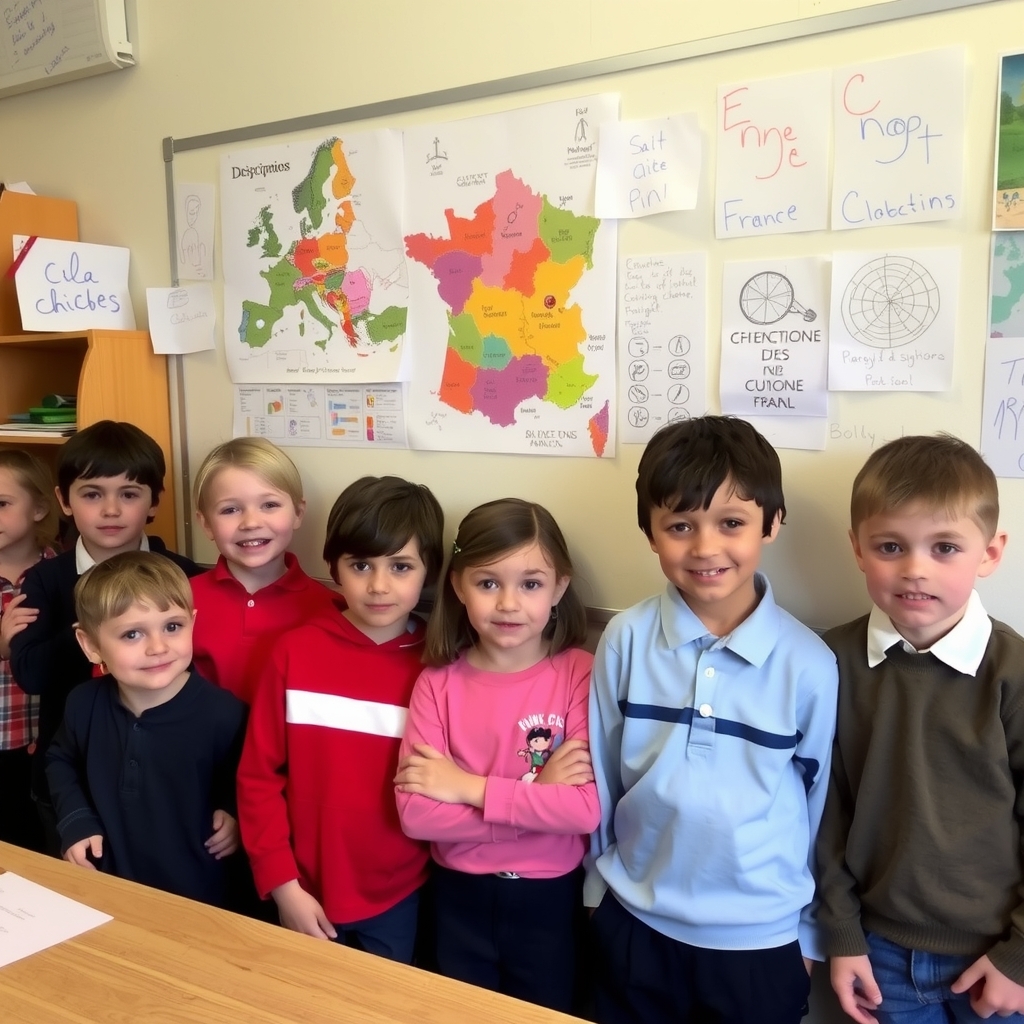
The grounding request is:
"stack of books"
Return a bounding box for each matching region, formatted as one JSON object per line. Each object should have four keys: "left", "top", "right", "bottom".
{"left": 0, "top": 394, "right": 77, "bottom": 439}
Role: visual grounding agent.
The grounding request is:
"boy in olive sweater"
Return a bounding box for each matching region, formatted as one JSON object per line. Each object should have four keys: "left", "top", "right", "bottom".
{"left": 817, "top": 434, "right": 1024, "bottom": 1024}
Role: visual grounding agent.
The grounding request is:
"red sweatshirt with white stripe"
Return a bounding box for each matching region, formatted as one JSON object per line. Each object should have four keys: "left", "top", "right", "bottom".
{"left": 237, "top": 603, "right": 429, "bottom": 923}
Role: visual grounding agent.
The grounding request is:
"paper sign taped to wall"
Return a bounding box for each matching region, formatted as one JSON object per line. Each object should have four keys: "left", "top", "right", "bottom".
{"left": 15, "top": 237, "right": 135, "bottom": 331}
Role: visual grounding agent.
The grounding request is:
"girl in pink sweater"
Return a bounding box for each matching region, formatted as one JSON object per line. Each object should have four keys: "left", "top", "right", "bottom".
{"left": 395, "top": 498, "right": 599, "bottom": 1013}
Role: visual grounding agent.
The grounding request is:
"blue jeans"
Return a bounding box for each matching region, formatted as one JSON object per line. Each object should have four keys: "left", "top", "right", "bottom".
{"left": 867, "top": 931, "right": 1024, "bottom": 1024}
{"left": 331, "top": 888, "right": 419, "bottom": 963}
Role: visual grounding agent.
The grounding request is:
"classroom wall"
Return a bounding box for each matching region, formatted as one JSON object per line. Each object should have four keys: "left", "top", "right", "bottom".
{"left": 2, "top": 5, "right": 1022, "bottom": 1019}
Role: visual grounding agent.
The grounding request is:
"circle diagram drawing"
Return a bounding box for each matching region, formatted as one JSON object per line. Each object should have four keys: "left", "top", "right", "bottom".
{"left": 739, "top": 272, "right": 817, "bottom": 325}
{"left": 841, "top": 256, "right": 939, "bottom": 349}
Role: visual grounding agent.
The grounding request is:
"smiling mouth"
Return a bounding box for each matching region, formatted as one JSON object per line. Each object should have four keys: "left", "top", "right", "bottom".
{"left": 237, "top": 539, "right": 270, "bottom": 548}
{"left": 897, "top": 593, "right": 935, "bottom": 602}
{"left": 690, "top": 568, "right": 727, "bottom": 577}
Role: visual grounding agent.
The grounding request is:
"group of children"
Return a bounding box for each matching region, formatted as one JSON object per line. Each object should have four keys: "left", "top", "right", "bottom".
{"left": 0, "top": 413, "right": 1022, "bottom": 1024}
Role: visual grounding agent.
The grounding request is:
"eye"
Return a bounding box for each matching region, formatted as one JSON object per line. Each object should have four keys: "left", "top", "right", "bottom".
{"left": 666, "top": 521, "right": 690, "bottom": 533}
{"left": 121, "top": 491, "right": 142, "bottom": 501}
{"left": 878, "top": 542, "right": 901, "bottom": 555}
{"left": 522, "top": 579, "right": 543, "bottom": 591}
{"left": 476, "top": 579, "right": 498, "bottom": 591}
{"left": 262, "top": 501, "right": 282, "bottom": 510}
{"left": 121, "top": 629, "right": 141, "bottom": 641}
{"left": 935, "top": 543, "right": 959, "bottom": 556}
{"left": 722, "top": 519, "right": 745, "bottom": 530}
{"left": 350, "top": 561, "right": 370, "bottom": 573}
{"left": 217, "top": 505, "right": 240, "bottom": 516}
{"left": 391, "top": 562, "right": 412, "bottom": 573}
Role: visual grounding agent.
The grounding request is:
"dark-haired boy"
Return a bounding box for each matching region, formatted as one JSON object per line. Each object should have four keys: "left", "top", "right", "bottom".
{"left": 237, "top": 475, "right": 443, "bottom": 962}
{"left": 817, "top": 435, "right": 1024, "bottom": 1024}
{"left": 586, "top": 416, "right": 838, "bottom": 1024}
{"left": 11, "top": 420, "right": 200, "bottom": 853}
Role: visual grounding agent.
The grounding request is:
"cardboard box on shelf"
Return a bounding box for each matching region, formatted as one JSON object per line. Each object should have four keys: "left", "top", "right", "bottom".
{"left": 0, "top": 188, "right": 78, "bottom": 334}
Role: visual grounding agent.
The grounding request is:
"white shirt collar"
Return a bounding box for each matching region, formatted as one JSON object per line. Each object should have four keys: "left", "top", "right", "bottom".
{"left": 75, "top": 534, "right": 150, "bottom": 574}
{"left": 866, "top": 590, "right": 992, "bottom": 675}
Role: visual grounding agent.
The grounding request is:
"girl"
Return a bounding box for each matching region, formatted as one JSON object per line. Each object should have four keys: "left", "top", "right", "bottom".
{"left": 191, "top": 437, "right": 334, "bottom": 703}
{"left": 395, "top": 498, "right": 599, "bottom": 1013}
{"left": 0, "top": 450, "right": 60, "bottom": 850}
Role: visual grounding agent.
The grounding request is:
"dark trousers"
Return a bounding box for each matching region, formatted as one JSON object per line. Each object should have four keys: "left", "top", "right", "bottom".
{"left": 332, "top": 887, "right": 420, "bottom": 964}
{"left": 0, "top": 746, "right": 44, "bottom": 852}
{"left": 433, "top": 864, "right": 581, "bottom": 1014}
{"left": 590, "top": 891, "right": 811, "bottom": 1024}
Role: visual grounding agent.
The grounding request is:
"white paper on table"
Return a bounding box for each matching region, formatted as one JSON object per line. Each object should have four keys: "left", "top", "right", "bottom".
{"left": 146, "top": 285, "right": 216, "bottom": 354}
{"left": 617, "top": 252, "right": 707, "bottom": 443}
{"left": 596, "top": 115, "right": 701, "bottom": 219}
{"left": 828, "top": 248, "right": 959, "bottom": 391}
{"left": 174, "top": 182, "right": 215, "bottom": 281}
{"left": 720, "top": 257, "right": 829, "bottom": 417}
{"left": 15, "top": 238, "right": 135, "bottom": 332}
{"left": 832, "top": 48, "right": 964, "bottom": 230}
{"left": 716, "top": 70, "right": 830, "bottom": 239}
{"left": 981, "top": 336, "right": 1024, "bottom": 478}
{"left": 0, "top": 872, "right": 112, "bottom": 968}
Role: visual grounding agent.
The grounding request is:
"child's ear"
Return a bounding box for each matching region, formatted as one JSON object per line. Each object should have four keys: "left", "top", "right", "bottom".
{"left": 55, "top": 485, "right": 73, "bottom": 518}
{"left": 292, "top": 498, "right": 307, "bottom": 530}
{"left": 552, "top": 575, "right": 571, "bottom": 606}
{"left": 74, "top": 626, "right": 103, "bottom": 666}
{"left": 978, "top": 530, "right": 1008, "bottom": 579}
{"left": 32, "top": 503, "right": 47, "bottom": 524}
{"left": 763, "top": 510, "right": 783, "bottom": 544}
{"left": 450, "top": 569, "right": 468, "bottom": 606}
{"left": 849, "top": 527, "right": 868, "bottom": 574}
{"left": 195, "top": 508, "right": 216, "bottom": 543}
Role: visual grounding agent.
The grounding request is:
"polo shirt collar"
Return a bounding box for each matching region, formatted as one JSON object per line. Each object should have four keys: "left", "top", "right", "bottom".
{"left": 865, "top": 590, "right": 991, "bottom": 675}
{"left": 75, "top": 534, "right": 149, "bottom": 574}
{"left": 212, "top": 551, "right": 308, "bottom": 592}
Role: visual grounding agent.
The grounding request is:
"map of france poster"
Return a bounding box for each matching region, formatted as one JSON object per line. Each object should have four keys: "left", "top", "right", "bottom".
{"left": 403, "top": 95, "right": 619, "bottom": 457}
{"left": 221, "top": 130, "right": 408, "bottom": 384}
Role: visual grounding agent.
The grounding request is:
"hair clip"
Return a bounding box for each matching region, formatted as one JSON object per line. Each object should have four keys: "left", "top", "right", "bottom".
{"left": 452, "top": 540, "right": 462, "bottom": 556}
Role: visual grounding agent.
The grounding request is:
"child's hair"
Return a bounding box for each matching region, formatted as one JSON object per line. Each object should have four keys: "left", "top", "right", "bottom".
{"left": 635, "top": 416, "right": 785, "bottom": 539}
{"left": 850, "top": 433, "right": 999, "bottom": 539}
{"left": 0, "top": 449, "right": 60, "bottom": 549}
{"left": 425, "top": 498, "right": 588, "bottom": 667}
{"left": 75, "top": 550, "right": 193, "bottom": 640}
{"left": 193, "top": 436, "right": 303, "bottom": 514}
{"left": 322, "top": 475, "right": 444, "bottom": 586}
{"left": 57, "top": 420, "right": 166, "bottom": 507}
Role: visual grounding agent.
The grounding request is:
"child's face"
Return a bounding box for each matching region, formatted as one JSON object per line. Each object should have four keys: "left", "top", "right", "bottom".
{"left": 197, "top": 467, "right": 304, "bottom": 582}
{"left": 851, "top": 503, "right": 1005, "bottom": 649}
{"left": 451, "top": 541, "right": 570, "bottom": 672}
{"left": 76, "top": 599, "right": 194, "bottom": 708}
{"left": 59, "top": 474, "right": 157, "bottom": 561}
{"left": 333, "top": 537, "right": 427, "bottom": 644}
{"left": 647, "top": 479, "right": 780, "bottom": 636}
{"left": 0, "top": 467, "right": 47, "bottom": 561}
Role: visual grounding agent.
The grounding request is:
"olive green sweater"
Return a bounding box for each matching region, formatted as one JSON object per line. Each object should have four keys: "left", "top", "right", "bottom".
{"left": 817, "top": 614, "right": 1024, "bottom": 984}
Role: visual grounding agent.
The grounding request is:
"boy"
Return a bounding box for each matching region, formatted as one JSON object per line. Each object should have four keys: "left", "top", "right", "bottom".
{"left": 46, "top": 552, "right": 246, "bottom": 907}
{"left": 237, "top": 475, "right": 443, "bottom": 962}
{"left": 11, "top": 420, "right": 200, "bottom": 853}
{"left": 817, "top": 434, "right": 1024, "bottom": 1024}
{"left": 586, "top": 416, "right": 839, "bottom": 1024}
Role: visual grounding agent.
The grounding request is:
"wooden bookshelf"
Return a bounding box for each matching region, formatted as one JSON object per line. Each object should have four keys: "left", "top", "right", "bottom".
{"left": 0, "top": 330, "right": 177, "bottom": 550}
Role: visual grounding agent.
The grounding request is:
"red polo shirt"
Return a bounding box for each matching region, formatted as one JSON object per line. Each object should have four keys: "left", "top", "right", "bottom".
{"left": 191, "top": 553, "right": 337, "bottom": 704}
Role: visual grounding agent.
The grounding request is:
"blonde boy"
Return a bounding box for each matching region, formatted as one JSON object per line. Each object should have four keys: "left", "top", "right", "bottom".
{"left": 817, "top": 434, "right": 1024, "bottom": 1023}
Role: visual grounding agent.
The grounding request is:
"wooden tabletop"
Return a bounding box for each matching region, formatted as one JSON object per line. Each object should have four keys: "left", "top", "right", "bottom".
{"left": 0, "top": 843, "right": 578, "bottom": 1023}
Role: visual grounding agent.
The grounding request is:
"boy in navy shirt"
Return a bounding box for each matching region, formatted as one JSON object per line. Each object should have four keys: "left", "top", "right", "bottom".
{"left": 46, "top": 551, "right": 246, "bottom": 907}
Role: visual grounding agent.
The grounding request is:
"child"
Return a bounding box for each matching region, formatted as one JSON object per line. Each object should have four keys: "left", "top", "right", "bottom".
{"left": 10, "top": 419, "right": 200, "bottom": 853}
{"left": 817, "top": 434, "right": 1024, "bottom": 1024}
{"left": 237, "top": 475, "right": 443, "bottom": 961}
{"left": 0, "top": 450, "right": 60, "bottom": 851}
{"left": 191, "top": 437, "right": 334, "bottom": 703}
{"left": 394, "top": 498, "right": 599, "bottom": 1014}
{"left": 585, "top": 416, "right": 838, "bottom": 1024}
{"left": 45, "top": 551, "right": 247, "bottom": 907}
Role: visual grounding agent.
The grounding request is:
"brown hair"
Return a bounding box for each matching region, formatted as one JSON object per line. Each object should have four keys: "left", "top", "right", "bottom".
{"left": 851, "top": 434, "right": 999, "bottom": 539}
{"left": 424, "top": 498, "right": 587, "bottom": 667}
{"left": 193, "top": 436, "right": 304, "bottom": 514}
{"left": 0, "top": 448, "right": 60, "bottom": 549}
{"left": 75, "top": 551, "right": 193, "bottom": 639}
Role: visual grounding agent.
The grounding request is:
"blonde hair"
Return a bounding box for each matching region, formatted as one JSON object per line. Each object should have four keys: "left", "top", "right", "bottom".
{"left": 0, "top": 449, "right": 60, "bottom": 549}
{"left": 193, "top": 437, "right": 303, "bottom": 514}
{"left": 75, "top": 551, "right": 193, "bottom": 639}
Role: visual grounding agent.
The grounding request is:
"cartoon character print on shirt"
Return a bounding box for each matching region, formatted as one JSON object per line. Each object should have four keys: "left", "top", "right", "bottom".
{"left": 516, "top": 710, "right": 565, "bottom": 783}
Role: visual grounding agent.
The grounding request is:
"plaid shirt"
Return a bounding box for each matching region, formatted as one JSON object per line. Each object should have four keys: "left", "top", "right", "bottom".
{"left": 0, "top": 548, "right": 57, "bottom": 751}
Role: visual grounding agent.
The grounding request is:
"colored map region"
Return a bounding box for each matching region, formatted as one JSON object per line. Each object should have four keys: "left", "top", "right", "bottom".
{"left": 405, "top": 170, "right": 610, "bottom": 455}
{"left": 991, "top": 232, "right": 1024, "bottom": 339}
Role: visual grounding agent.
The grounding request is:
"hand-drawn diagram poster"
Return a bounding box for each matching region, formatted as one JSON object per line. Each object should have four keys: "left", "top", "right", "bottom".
{"left": 221, "top": 130, "right": 408, "bottom": 384}
{"left": 828, "top": 248, "right": 959, "bottom": 391}
{"left": 403, "top": 95, "right": 619, "bottom": 457}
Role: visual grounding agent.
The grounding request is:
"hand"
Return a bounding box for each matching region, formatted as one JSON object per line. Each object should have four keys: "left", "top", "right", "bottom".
{"left": 395, "top": 743, "right": 485, "bottom": 807}
{"left": 205, "top": 809, "right": 239, "bottom": 859}
{"left": 830, "top": 954, "right": 882, "bottom": 1024}
{"left": 0, "top": 593, "right": 38, "bottom": 659}
{"left": 535, "top": 738, "right": 594, "bottom": 787}
{"left": 271, "top": 879, "right": 337, "bottom": 940}
{"left": 65, "top": 835, "right": 104, "bottom": 870}
{"left": 952, "top": 954, "right": 1024, "bottom": 1018}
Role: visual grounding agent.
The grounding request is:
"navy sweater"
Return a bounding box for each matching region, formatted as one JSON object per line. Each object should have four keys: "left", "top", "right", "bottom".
{"left": 45, "top": 671, "right": 246, "bottom": 908}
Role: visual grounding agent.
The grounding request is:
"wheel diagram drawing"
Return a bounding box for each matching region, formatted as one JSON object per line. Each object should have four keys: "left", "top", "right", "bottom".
{"left": 739, "top": 272, "right": 817, "bottom": 325}
{"left": 841, "top": 256, "right": 939, "bottom": 349}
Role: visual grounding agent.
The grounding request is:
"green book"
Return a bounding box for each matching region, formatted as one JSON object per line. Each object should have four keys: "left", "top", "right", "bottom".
{"left": 29, "top": 407, "right": 77, "bottom": 423}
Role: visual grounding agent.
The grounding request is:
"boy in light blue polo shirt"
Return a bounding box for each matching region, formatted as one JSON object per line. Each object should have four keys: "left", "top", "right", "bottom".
{"left": 585, "top": 415, "right": 839, "bottom": 1024}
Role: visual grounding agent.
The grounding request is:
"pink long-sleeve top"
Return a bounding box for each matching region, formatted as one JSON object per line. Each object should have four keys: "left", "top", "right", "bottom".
{"left": 396, "top": 646, "right": 600, "bottom": 878}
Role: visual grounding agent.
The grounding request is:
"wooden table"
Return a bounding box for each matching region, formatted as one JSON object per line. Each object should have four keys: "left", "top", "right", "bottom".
{"left": 0, "top": 843, "right": 578, "bottom": 1023}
